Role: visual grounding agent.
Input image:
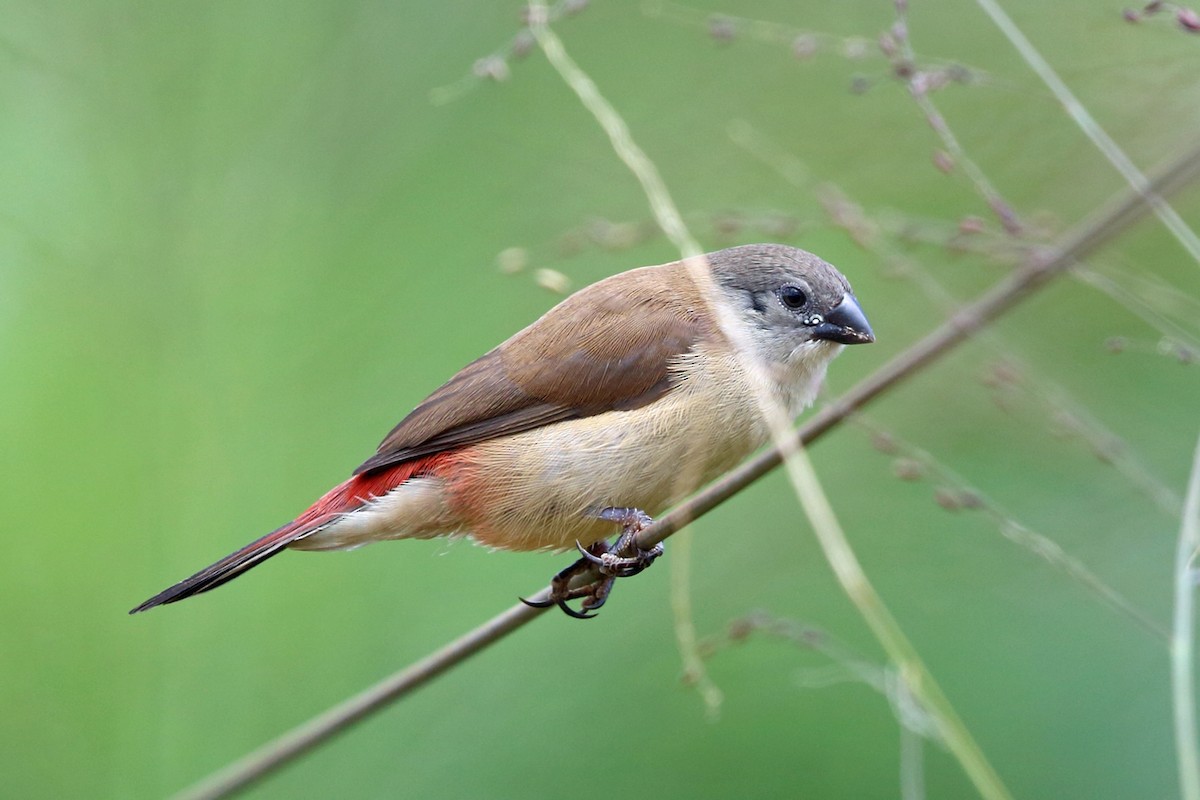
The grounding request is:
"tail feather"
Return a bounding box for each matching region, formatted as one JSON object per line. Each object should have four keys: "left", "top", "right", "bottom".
{"left": 128, "top": 517, "right": 330, "bottom": 613}
{"left": 129, "top": 458, "right": 446, "bottom": 614}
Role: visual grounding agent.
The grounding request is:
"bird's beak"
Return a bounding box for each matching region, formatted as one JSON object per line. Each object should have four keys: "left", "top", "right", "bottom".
{"left": 813, "top": 294, "right": 874, "bottom": 345}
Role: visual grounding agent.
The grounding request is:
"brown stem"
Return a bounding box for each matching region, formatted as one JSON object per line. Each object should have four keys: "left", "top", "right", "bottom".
{"left": 176, "top": 144, "right": 1200, "bottom": 800}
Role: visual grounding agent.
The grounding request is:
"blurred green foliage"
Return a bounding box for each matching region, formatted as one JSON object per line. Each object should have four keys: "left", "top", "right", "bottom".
{"left": 2, "top": 1, "right": 1199, "bottom": 797}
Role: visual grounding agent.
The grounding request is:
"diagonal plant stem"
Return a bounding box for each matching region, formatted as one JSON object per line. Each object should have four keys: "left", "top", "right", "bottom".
{"left": 974, "top": 0, "right": 1200, "bottom": 268}
{"left": 173, "top": 139, "right": 1200, "bottom": 800}
{"left": 669, "top": 530, "right": 725, "bottom": 715}
{"left": 632, "top": 141, "right": 1200, "bottom": 555}
{"left": 892, "top": 1, "right": 1022, "bottom": 234}
{"left": 702, "top": 612, "right": 933, "bottom": 798}
{"left": 849, "top": 413, "right": 1168, "bottom": 641}
{"left": 794, "top": 168, "right": 1176, "bottom": 632}
{"left": 1172, "top": 432, "right": 1200, "bottom": 800}
{"left": 527, "top": 1, "right": 722, "bottom": 718}
{"left": 771, "top": 440, "right": 1013, "bottom": 799}
{"left": 529, "top": 14, "right": 1006, "bottom": 791}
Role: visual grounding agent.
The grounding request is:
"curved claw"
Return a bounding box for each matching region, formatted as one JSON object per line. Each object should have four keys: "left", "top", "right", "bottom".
{"left": 523, "top": 594, "right": 595, "bottom": 618}
{"left": 575, "top": 540, "right": 662, "bottom": 577}
{"left": 581, "top": 594, "right": 608, "bottom": 613}
{"left": 557, "top": 599, "right": 596, "bottom": 619}
{"left": 575, "top": 540, "right": 606, "bottom": 566}
{"left": 532, "top": 510, "right": 662, "bottom": 619}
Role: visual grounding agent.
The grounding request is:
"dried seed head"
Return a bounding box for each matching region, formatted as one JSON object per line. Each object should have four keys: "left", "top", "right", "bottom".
{"left": 1104, "top": 335, "right": 1128, "bottom": 354}
{"left": 713, "top": 212, "right": 742, "bottom": 236}
{"left": 792, "top": 34, "right": 818, "bottom": 60}
{"left": 934, "top": 487, "right": 962, "bottom": 511}
{"left": 843, "top": 37, "right": 869, "bottom": 59}
{"left": 892, "top": 458, "right": 925, "bottom": 481}
{"left": 878, "top": 32, "right": 898, "bottom": 58}
{"left": 636, "top": 219, "right": 660, "bottom": 241}
{"left": 510, "top": 29, "right": 535, "bottom": 60}
{"left": 991, "top": 393, "right": 1016, "bottom": 414}
{"left": 495, "top": 246, "right": 529, "bottom": 274}
{"left": 587, "top": 218, "right": 639, "bottom": 249}
{"left": 762, "top": 214, "right": 799, "bottom": 238}
{"left": 799, "top": 627, "right": 825, "bottom": 646}
{"left": 908, "top": 70, "right": 931, "bottom": 95}
{"left": 473, "top": 56, "right": 510, "bottom": 82}
{"left": 1178, "top": 7, "right": 1200, "bottom": 32}
{"left": 1122, "top": 8, "right": 1141, "bottom": 22}
{"left": 958, "top": 216, "right": 986, "bottom": 234}
{"left": 605, "top": 222, "right": 640, "bottom": 249}
{"left": 534, "top": 268, "right": 571, "bottom": 295}
{"left": 728, "top": 617, "right": 755, "bottom": 641}
{"left": 708, "top": 15, "right": 737, "bottom": 43}
{"left": 946, "top": 64, "right": 973, "bottom": 84}
{"left": 982, "top": 360, "right": 1023, "bottom": 388}
{"left": 988, "top": 196, "right": 1022, "bottom": 235}
{"left": 557, "top": 230, "right": 585, "bottom": 258}
{"left": 871, "top": 432, "right": 900, "bottom": 455}
{"left": 521, "top": 3, "right": 549, "bottom": 26}
{"left": 958, "top": 489, "right": 985, "bottom": 510}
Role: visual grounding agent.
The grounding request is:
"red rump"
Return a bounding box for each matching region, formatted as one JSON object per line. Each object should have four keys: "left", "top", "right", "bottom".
{"left": 129, "top": 453, "right": 452, "bottom": 612}
{"left": 299, "top": 453, "right": 452, "bottom": 524}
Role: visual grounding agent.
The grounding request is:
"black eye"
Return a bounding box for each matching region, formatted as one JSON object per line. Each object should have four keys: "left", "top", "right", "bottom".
{"left": 778, "top": 285, "right": 807, "bottom": 309}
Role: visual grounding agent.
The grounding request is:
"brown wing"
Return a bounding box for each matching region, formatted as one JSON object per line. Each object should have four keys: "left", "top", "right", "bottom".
{"left": 354, "top": 262, "right": 712, "bottom": 475}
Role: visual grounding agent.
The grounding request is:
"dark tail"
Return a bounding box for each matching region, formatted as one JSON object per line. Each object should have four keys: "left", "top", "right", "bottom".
{"left": 128, "top": 516, "right": 330, "bottom": 613}
{"left": 129, "top": 459, "right": 445, "bottom": 614}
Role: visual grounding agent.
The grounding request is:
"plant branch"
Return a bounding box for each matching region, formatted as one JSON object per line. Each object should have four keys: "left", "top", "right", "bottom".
{"left": 632, "top": 139, "right": 1200, "bottom": 554}
{"left": 974, "top": 0, "right": 1200, "bottom": 268}
{"left": 175, "top": 140, "right": 1200, "bottom": 800}
{"left": 1172, "top": 432, "right": 1200, "bottom": 800}
{"left": 532, "top": 12, "right": 1009, "bottom": 794}
{"left": 892, "top": 1, "right": 1022, "bottom": 234}
{"left": 524, "top": 1, "right": 728, "bottom": 716}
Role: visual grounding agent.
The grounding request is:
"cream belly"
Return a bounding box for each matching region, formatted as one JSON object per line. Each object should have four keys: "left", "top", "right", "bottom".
{"left": 294, "top": 342, "right": 836, "bottom": 553}
{"left": 444, "top": 361, "right": 768, "bottom": 550}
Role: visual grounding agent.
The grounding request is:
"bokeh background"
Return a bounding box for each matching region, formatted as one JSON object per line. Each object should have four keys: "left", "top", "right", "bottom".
{"left": 3, "top": 1, "right": 1200, "bottom": 797}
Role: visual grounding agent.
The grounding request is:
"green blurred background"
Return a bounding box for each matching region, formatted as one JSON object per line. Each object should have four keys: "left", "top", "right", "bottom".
{"left": 3, "top": 1, "right": 1199, "bottom": 797}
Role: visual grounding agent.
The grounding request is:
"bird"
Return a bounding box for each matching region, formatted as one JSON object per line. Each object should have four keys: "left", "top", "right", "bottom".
{"left": 131, "top": 243, "right": 874, "bottom": 617}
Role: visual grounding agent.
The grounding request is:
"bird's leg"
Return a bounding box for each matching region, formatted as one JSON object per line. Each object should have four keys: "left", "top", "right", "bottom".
{"left": 520, "top": 541, "right": 616, "bottom": 620}
{"left": 578, "top": 507, "right": 664, "bottom": 577}
{"left": 519, "top": 507, "right": 663, "bottom": 619}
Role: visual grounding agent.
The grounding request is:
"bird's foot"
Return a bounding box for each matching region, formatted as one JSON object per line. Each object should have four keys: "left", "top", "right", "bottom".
{"left": 520, "top": 507, "right": 663, "bottom": 619}
{"left": 578, "top": 508, "right": 663, "bottom": 578}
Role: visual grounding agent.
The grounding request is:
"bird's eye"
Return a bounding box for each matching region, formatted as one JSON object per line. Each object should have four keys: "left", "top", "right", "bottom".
{"left": 778, "top": 285, "right": 807, "bottom": 309}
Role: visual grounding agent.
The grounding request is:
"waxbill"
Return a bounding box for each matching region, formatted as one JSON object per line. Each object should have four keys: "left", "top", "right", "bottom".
{"left": 132, "top": 243, "right": 873, "bottom": 617}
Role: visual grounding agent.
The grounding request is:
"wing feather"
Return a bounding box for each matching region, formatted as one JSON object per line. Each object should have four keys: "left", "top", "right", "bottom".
{"left": 355, "top": 262, "right": 712, "bottom": 475}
